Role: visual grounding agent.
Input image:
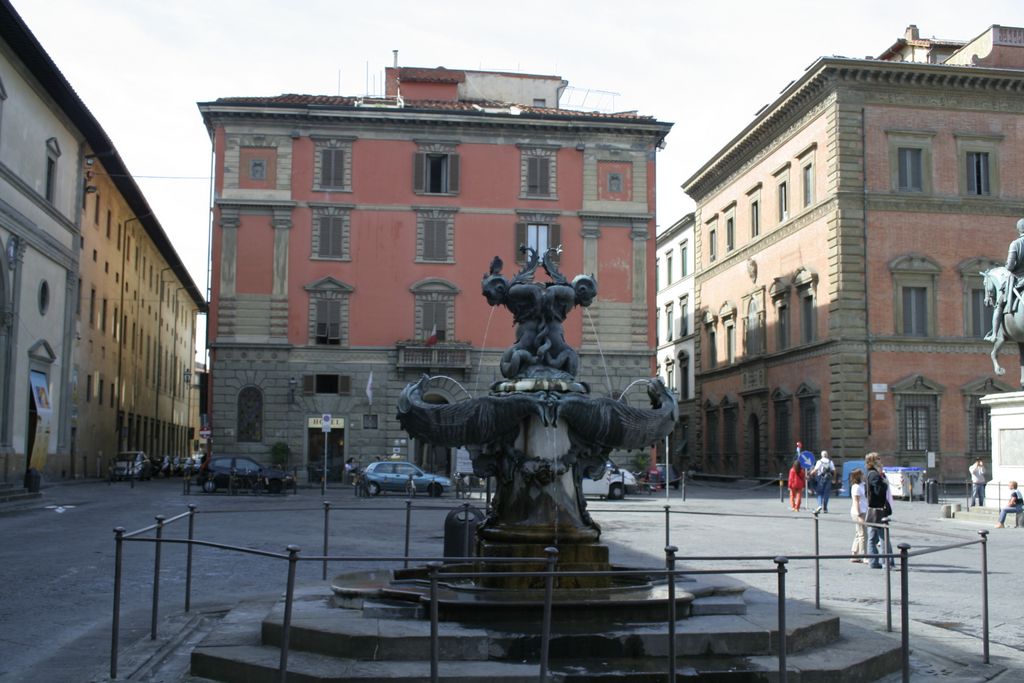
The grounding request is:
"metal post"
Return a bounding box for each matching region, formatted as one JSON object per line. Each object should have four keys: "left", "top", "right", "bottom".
{"left": 322, "top": 435, "right": 328, "bottom": 496}
{"left": 428, "top": 561, "right": 442, "bottom": 683}
{"left": 966, "top": 478, "right": 971, "bottom": 510}
{"left": 486, "top": 477, "right": 492, "bottom": 510}
{"left": 779, "top": 472, "right": 784, "bottom": 503}
{"left": 665, "top": 545, "right": 678, "bottom": 682}
{"left": 898, "top": 543, "right": 910, "bottom": 683}
{"left": 885, "top": 524, "right": 892, "bottom": 633}
{"left": 813, "top": 508, "right": 820, "bottom": 610}
{"left": 279, "top": 545, "right": 300, "bottom": 683}
{"left": 664, "top": 505, "right": 671, "bottom": 549}
{"left": 185, "top": 504, "right": 196, "bottom": 612}
{"left": 150, "top": 515, "right": 164, "bottom": 640}
{"left": 681, "top": 470, "right": 686, "bottom": 501}
{"left": 111, "top": 527, "right": 125, "bottom": 679}
{"left": 462, "top": 502, "right": 471, "bottom": 559}
{"left": 775, "top": 556, "right": 789, "bottom": 683}
{"left": 540, "top": 547, "right": 558, "bottom": 682}
{"left": 979, "top": 530, "right": 990, "bottom": 663}
{"left": 322, "top": 501, "right": 331, "bottom": 580}
{"left": 404, "top": 500, "right": 413, "bottom": 569}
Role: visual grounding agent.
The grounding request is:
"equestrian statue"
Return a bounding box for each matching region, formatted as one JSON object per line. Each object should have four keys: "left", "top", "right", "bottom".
{"left": 982, "top": 218, "right": 1024, "bottom": 388}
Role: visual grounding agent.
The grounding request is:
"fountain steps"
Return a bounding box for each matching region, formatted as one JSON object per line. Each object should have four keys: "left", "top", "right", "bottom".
{"left": 189, "top": 590, "right": 902, "bottom": 682}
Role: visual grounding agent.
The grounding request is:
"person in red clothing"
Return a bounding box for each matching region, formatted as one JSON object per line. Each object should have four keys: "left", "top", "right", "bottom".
{"left": 788, "top": 461, "right": 806, "bottom": 511}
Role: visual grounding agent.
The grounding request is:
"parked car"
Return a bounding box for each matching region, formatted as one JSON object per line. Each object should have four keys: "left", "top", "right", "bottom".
{"left": 111, "top": 451, "right": 152, "bottom": 481}
{"left": 581, "top": 462, "right": 636, "bottom": 500}
{"left": 363, "top": 461, "right": 452, "bottom": 497}
{"left": 197, "top": 456, "right": 296, "bottom": 494}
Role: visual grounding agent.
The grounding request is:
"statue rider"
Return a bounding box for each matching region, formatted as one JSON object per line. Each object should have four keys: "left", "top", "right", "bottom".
{"left": 988, "top": 218, "right": 1024, "bottom": 341}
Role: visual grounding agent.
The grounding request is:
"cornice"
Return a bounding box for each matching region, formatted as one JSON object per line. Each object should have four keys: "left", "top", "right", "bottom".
{"left": 872, "top": 337, "right": 1018, "bottom": 355}
{"left": 866, "top": 192, "right": 1021, "bottom": 217}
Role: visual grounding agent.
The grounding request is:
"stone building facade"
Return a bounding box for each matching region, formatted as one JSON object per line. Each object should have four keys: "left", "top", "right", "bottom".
{"left": 683, "top": 25, "right": 1024, "bottom": 480}
{"left": 199, "top": 67, "right": 672, "bottom": 477}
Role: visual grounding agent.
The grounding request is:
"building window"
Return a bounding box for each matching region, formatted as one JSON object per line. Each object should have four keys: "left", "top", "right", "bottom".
{"left": 892, "top": 375, "right": 941, "bottom": 454}
{"left": 666, "top": 252, "right": 673, "bottom": 284}
{"left": 521, "top": 147, "right": 556, "bottom": 198}
{"left": 772, "top": 389, "right": 792, "bottom": 458}
{"left": 86, "top": 374, "right": 93, "bottom": 403}
{"left": 792, "top": 268, "right": 817, "bottom": 345}
{"left": 515, "top": 219, "right": 560, "bottom": 261}
{"left": 776, "top": 299, "right": 789, "bottom": 351}
{"left": 655, "top": 258, "right": 660, "bottom": 290}
{"left": 89, "top": 287, "right": 96, "bottom": 326}
{"left": 665, "top": 304, "right": 674, "bottom": 342}
{"left": 315, "top": 299, "right": 341, "bottom": 345}
{"left": 726, "top": 216, "right": 735, "bottom": 251}
{"left": 101, "top": 298, "right": 107, "bottom": 333}
{"left": 956, "top": 134, "right": 1000, "bottom": 198}
{"left": 963, "top": 378, "right": 1006, "bottom": 454}
{"left": 678, "top": 352, "right": 689, "bottom": 400}
{"left": 303, "top": 374, "right": 352, "bottom": 396}
{"left": 723, "top": 401, "right": 738, "bottom": 457}
{"left": 796, "top": 383, "right": 819, "bottom": 453}
{"left": 237, "top": 386, "right": 263, "bottom": 443}
{"left": 777, "top": 181, "right": 788, "bottom": 221}
{"left": 744, "top": 298, "right": 763, "bottom": 356}
{"left": 679, "top": 296, "right": 689, "bottom": 337}
{"left": 960, "top": 258, "right": 1000, "bottom": 338}
{"left": 655, "top": 308, "right": 660, "bottom": 345}
{"left": 312, "top": 206, "right": 351, "bottom": 260}
{"left": 726, "top": 321, "right": 736, "bottom": 364}
{"left": 415, "top": 144, "right": 460, "bottom": 195}
{"left": 679, "top": 241, "right": 688, "bottom": 277}
{"left": 750, "top": 199, "right": 760, "bottom": 237}
{"left": 38, "top": 281, "right": 49, "bottom": 315}
{"left": 898, "top": 148, "right": 923, "bottom": 191}
{"left": 802, "top": 163, "right": 814, "bottom": 207}
{"left": 965, "top": 151, "right": 990, "bottom": 196}
{"left": 891, "top": 254, "right": 939, "bottom": 337}
{"left": 413, "top": 278, "right": 458, "bottom": 342}
{"left": 705, "top": 404, "right": 720, "bottom": 459}
{"left": 44, "top": 137, "right": 60, "bottom": 203}
{"left": 312, "top": 137, "right": 353, "bottom": 191}
{"left": 666, "top": 366, "right": 674, "bottom": 395}
{"left": 708, "top": 227, "right": 717, "bottom": 262}
{"left": 416, "top": 208, "right": 455, "bottom": 263}
{"left": 305, "top": 277, "right": 353, "bottom": 346}
{"left": 705, "top": 316, "right": 718, "bottom": 369}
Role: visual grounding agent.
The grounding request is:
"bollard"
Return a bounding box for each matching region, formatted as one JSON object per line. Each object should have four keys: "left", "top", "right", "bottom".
{"left": 279, "top": 545, "right": 300, "bottom": 683}
{"left": 812, "top": 508, "right": 820, "bottom": 610}
{"left": 428, "top": 561, "right": 442, "bottom": 683}
{"left": 979, "top": 530, "right": 990, "bottom": 663}
{"left": 898, "top": 543, "right": 911, "bottom": 683}
{"left": 774, "top": 556, "right": 789, "bottom": 683}
{"left": 885, "top": 524, "right": 893, "bottom": 633}
{"left": 404, "top": 500, "right": 413, "bottom": 569}
{"left": 681, "top": 471, "right": 686, "bottom": 502}
{"left": 664, "top": 505, "right": 671, "bottom": 549}
{"left": 111, "top": 527, "right": 125, "bottom": 679}
{"left": 779, "top": 472, "right": 784, "bottom": 503}
{"left": 540, "top": 547, "right": 558, "bottom": 682}
{"left": 965, "top": 478, "right": 971, "bottom": 511}
{"left": 665, "top": 545, "right": 678, "bottom": 681}
{"left": 185, "top": 504, "right": 196, "bottom": 612}
{"left": 322, "top": 501, "right": 331, "bottom": 580}
{"left": 150, "top": 515, "right": 165, "bottom": 640}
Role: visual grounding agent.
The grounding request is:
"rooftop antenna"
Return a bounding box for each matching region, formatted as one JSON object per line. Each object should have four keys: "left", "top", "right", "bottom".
{"left": 393, "top": 49, "right": 399, "bottom": 68}
{"left": 337, "top": 69, "right": 341, "bottom": 96}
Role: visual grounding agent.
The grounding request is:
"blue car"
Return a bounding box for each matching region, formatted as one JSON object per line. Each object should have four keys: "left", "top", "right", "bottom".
{"left": 363, "top": 461, "right": 451, "bottom": 497}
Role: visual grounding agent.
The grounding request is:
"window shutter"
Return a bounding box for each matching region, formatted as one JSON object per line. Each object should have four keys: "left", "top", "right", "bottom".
{"left": 303, "top": 374, "right": 314, "bottom": 395}
{"left": 315, "top": 300, "right": 328, "bottom": 339}
{"left": 549, "top": 223, "right": 561, "bottom": 262}
{"left": 515, "top": 222, "right": 527, "bottom": 262}
{"left": 538, "top": 158, "right": 550, "bottom": 196}
{"left": 527, "top": 157, "right": 539, "bottom": 194}
{"left": 331, "top": 149, "right": 344, "bottom": 187}
{"left": 447, "top": 154, "right": 460, "bottom": 194}
{"left": 424, "top": 219, "right": 445, "bottom": 260}
{"left": 413, "top": 152, "right": 426, "bottom": 192}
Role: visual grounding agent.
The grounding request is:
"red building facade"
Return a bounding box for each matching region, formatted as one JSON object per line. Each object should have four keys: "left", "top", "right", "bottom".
{"left": 199, "top": 67, "right": 671, "bottom": 475}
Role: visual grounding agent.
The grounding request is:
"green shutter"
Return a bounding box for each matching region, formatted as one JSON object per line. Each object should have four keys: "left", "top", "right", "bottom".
{"left": 447, "top": 154, "right": 460, "bottom": 194}
{"left": 515, "top": 222, "right": 527, "bottom": 262}
{"left": 413, "top": 152, "right": 425, "bottom": 192}
{"left": 538, "top": 158, "right": 550, "bottom": 196}
{"left": 549, "top": 223, "right": 561, "bottom": 262}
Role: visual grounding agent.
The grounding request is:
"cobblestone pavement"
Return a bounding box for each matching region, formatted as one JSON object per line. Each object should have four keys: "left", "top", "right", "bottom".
{"left": 0, "top": 476, "right": 1021, "bottom": 681}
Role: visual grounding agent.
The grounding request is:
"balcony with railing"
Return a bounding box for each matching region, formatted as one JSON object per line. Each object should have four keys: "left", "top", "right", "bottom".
{"left": 395, "top": 340, "right": 473, "bottom": 369}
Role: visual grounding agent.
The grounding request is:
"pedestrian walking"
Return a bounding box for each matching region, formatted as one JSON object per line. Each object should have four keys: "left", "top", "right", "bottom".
{"left": 865, "top": 452, "right": 894, "bottom": 569}
{"left": 788, "top": 461, "right": 806, "bottom": 511}
{"left": 969, "top": 458, "right": 986, "bottom": 507}
{"left": 849, "top": 468, "right": 867, "bottom": 563}
{"left": 994, "top": 480, "right": 1023, "bottom": 528}
{"left": 810, "top": 450, "right": 836, "bottom": 512}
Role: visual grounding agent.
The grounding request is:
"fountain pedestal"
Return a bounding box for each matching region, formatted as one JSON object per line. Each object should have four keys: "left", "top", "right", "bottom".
{"left": 478, "top": 541, "right": 611, "bottom": 589}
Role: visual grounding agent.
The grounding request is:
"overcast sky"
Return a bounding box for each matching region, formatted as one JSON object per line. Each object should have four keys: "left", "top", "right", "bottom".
{"left": 12, "top": 0, "right": 1023, "bottom": 322}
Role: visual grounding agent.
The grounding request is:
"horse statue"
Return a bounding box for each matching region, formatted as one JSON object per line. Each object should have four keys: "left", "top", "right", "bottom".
{"left": 981, "top": 266, "right": 1024, "bottom": 387}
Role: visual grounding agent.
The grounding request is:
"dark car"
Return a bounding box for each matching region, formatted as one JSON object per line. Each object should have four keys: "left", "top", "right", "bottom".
{"left": 111, "top": 451, "right": 152, "bottom": 481}
{"left": 198, "top": 456, "right": 295, "bottom": 494}
{"left": 363, "top": 461, "right": 452, "bottom": 497}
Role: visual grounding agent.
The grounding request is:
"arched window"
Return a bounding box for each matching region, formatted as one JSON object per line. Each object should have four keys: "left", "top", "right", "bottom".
{"left": 237, "top": 386, "right": 263, "bottom": 442}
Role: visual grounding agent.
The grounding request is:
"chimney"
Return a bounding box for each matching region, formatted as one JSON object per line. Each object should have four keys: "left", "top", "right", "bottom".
{"left": 905, "top": 25, "right": 919, "bottom": 41}
{"left": 393, "top": 50, "right": 399, "bottom": 68}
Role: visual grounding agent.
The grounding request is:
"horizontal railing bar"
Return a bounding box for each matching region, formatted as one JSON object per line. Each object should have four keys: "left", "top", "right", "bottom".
{"left": 438, "top": 567, "right": 775, "bottom": 580}
{"left": 907, "top": 539, "right": 982, "bottom": 557}
{"left": 123, "top": 537, "right": 290, "bottom": 559}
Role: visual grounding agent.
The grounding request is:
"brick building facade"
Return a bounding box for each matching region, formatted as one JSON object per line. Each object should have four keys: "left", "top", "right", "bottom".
{"left": 199, "top": 67, "right": 671, "bottom": 477}
{"left": 683, "top": 25, "right": 1024, "bottom": 480}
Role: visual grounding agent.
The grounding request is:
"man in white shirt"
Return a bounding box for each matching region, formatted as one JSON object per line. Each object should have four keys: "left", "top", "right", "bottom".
{"left": 969, "top": 458, "right": 986, "bottom": 507}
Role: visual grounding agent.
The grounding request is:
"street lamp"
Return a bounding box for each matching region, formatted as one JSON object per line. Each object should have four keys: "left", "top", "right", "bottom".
{"left": 288, "top": 376, "right": 297, "bottom": 404}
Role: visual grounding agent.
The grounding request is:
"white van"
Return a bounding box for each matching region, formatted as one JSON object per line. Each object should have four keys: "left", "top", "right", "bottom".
{"left": 581, "top": 463, "right": 636, "bottom": 500}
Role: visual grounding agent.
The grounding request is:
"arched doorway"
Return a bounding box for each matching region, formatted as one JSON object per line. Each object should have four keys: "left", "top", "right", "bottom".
{"left": 746, "top": 414, "right": 761, "bottom": 477}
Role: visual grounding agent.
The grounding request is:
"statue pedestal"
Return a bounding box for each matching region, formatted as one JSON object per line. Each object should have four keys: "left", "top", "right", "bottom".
{"left": 980, "top": 391, "right": 1024, "bottom": 506}
{"left": 479, "top": 541, "right": 612, "bottom": 589}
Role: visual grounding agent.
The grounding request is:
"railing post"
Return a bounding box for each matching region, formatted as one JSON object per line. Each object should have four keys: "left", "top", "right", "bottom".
{"left": 404, "top": 500, "right": 413, "bottom": 569}
{"left": 150, "top": 515, "right": 164, "bottom": 640}
{"left": 462, "top": 502, "right": 471, "bottom": 559}
{"left": 664, "top": 505, "right": 671, "bottom": 549}
{"left": 540, "top": 546, "right": 558, "bottom": 683}
{"left": 681, "top": 471, "right": 686, "bottom": 501}
{"left": 185, "top": 504, "right": 196, "bottom": 612}
{"left": 965, "top": 477, "right": 971, "bottom": 510}
{"left": 885, "top": 524, "right": 893, "bottom": 633}
{"left": 110, "top": 527, "right": 125, "bottom": 679}
{"left": 322, "top": 501, "right": 331, "bottom": 580}
{"left": 774, "top": 556, "right": 789, "bottom": 683}
{"left": 812, "top": 507, "right": 820, "bottom": 610}
{"left": 979, "top": 530, "right": 990, "bottom": 663}
{"left": 428, "top": 561, "right": 442, "bottom": 683}
{"left": 665, "top": 545, "right": 678, "bottom": 682}
{"left": 898, "top": 543, "right": 910, "bottom": 683}
{"left": 279, "top": 545, "right": 300, "bottom": 683}
{"left": 779, "top": 472, "right": 784, "bottom": 503}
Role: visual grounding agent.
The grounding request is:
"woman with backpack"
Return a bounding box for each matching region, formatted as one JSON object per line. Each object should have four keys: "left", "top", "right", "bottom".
{"left": 810, "top": 450, "right": 836, "bottom": 513}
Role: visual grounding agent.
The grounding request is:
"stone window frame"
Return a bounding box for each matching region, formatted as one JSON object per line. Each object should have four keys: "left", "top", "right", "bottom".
{"left": 771, "top": 387, "right": 793, "bottom": 459}
{"left": 770, "top": 278, "right": 791, "bottom": 352}
{"left": 956, "top": 133, "right": 1002, "bottom": 198}
{"left": 414, "top": 141, "right": 460, "bottom": 196}
{"left": 742, "top": 288, "right": 765, "bottom": 358}
{"left": 237, "top": 385, "right": 264, "bottom": 443}
{"left": 799, "top": 145, "right": 815, "bottom": 209}
{"left": 706, "top": 214, "right": 718, "bottom": 263}
{"left": 958, "top": 257, "right": 1000, "bottom": 339}
{"left": 962, "top": 377, "right": 1011, "bottom": 455}
{"left": 886, "top": 129, "right": 934, "bottom": 194}
{"left": 514, "top": 211, "right": 560, "bottom": 264}
{"left": 312, "top": 136, "right": 354, "bottom": 192}
{"left": 723, "top": 202, "right": 737, "bottom": 253}
{"left": 677, "top": 350, "right": 690, "bottom": 400}
{"left": 678, "top": 294, "right": 689, "bottom": 337}
{"left": 415, "top": 206, "right": 457, "bottom": 264}
{"left": 655, "top": 307, "right": 660, "bottom": 345}
{"left": 719, "top": 301, "right": 737, "bottom": 365}
{"left": 665, "top": 249, "right": 674, "bottom": 285}
{"left": 773, "top": 162, "right": 790, "bottom": 223}
{"left": 891, "top": 374, "right": 943, "bottom": 455}
{"left": 793, "top": 267, "right": 818, "bottom": 345}
{"left": 679, "top": 239, "right": 689, "bottom": 278}
{"left": 304, "top": 276, "right": 354, "bottom": 347}
{"left": 746, "top": 182, "right": 762, "bottom": 238}
{"left": 310, "top": 204, "right": 353, "bottom": 261}
{"left": 890, "top": 254, "right": 940, "bottom": 338}
{"left": 795, "top": 381, "right": 820, "bottom": 454}
{"left": 411, "top": 278, "right": 459, "bottom": 342}
{"left": 518, "top": 145, "right": 558, "bottom": 199}
{"left": 702, "top": 309, "right": 718, "bottom": 369}
{"left": 45, "top": 137, "right": 61, "bottom": 203}
{"left": 664, "top": 301, "right": 674, "bottom": 342}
